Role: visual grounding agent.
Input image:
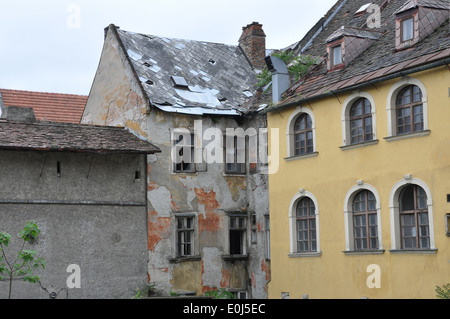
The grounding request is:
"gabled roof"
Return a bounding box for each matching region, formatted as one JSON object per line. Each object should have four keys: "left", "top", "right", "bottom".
{"left": 111, "top": 25, "right": 259, "bottom": 116}
{"left": 263, "top": 0, "right": 450, "bottom": 111}
{"left": 0, "top": 89, "right": 87, "bottom": 124}
{"left": 0, "top": 120, "right": 160, "bottom": 154}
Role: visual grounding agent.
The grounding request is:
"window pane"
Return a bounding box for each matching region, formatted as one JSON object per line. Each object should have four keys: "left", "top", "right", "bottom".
{"left": 402, "top": 18, "right": 414, "bottom": 42}
{"left": 333, "top": 45, "right": 342, "bottom": 65}
{"left": 400, "top": 185, "right": 415, "bottom": 211}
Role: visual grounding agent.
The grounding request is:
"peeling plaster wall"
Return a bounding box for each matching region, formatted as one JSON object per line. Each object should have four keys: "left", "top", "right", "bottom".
{"left": 82, "top": 30, "right": 270, "bottom": 298}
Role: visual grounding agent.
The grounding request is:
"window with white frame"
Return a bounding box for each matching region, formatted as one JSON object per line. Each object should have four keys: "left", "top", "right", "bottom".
{"left": 389, "top": 177, "right": 436, "bottom": 252}
{"left": 386, "top": 78, "right": 428, "bottom": 138}
{"left": 286, "top": 107, "right": 317, "bottom": 158}
{"left": 341, "top": 92, "right": 377, "bottom": 147}
{"left": 344, "top": 182, "right": 383, "bottom": 253}
{"left": 289, "top": 190, "right": 320, "bottom": 256}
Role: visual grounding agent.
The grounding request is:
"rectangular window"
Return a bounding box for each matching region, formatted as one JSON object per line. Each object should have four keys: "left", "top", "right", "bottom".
{"left": 225, "top": 135, "right": 246, "bottom": 175}
{"left": 332, "top": 45, "right": 342, "bottom": 66}
{"left": 176, "top": 216, "right": 195, "bottom": 257}
{"left": 401, "top": 17, "right": 414, "bottom": 42}
{"left": 229, "top": 216, "right": 247, "bottom": 255}
{"left": 173, "top": 132, "right": 195, "bottom": 173}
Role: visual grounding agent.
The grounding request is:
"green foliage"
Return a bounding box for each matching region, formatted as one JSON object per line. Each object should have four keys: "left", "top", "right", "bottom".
{"left": 203, "top": 288, "right": 236, "bottom": 299}
{"left": 257, "top": 50, "right": 318, "bottom": 87}
{"left": 0, "top": 221, "right": 46, "bottom": 298}
{"left": 435, "top": 283, "right": 450, "bottom": 299}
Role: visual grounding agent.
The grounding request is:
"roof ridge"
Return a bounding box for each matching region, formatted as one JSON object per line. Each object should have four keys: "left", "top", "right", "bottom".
{"left": 0, "top": 88, "right": 88, "bottom": 98}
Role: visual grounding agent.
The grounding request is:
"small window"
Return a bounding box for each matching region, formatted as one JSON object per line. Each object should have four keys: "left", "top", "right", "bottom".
{"left": 294, "top": 114, "right": 313, "bottom": 156}
{"left": 401, "top": 17, "right": 414, "bottom": 43}
{"left": 350, "top": 98, "right": 373, "bottom": 144}
{"left": 229, "top": 216, "right": 247, "bottom": 255}
{"left": 173, "top": 132, "right": 195, "bottom": 173}
{"left": 176, "top": 216, "right": 195, "bottom": 257}
{"left": 396, "top": 85, "right": 423, "bottom": 135}
{"left": 331, "top": 45, "right": 343, "bottom": 66}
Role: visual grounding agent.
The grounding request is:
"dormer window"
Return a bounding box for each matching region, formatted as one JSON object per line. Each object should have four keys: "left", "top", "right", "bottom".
{"left": 394, "top": 0, "right": 450, "bottom": 51}
{"left": 401, "top": 17, "right": 414, "bottom": 42}
{"left": 326, "top": 26, "right": 380, "bottom": 71}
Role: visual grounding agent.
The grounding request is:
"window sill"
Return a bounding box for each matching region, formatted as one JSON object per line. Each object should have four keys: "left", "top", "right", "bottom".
{"left": 340, "top": 139, "right": 379, "bottom": 151}
{"left": 223, "top": 173, "right": 246, "bottom": 177}
{"left": 284, "top": 152, "right": 318, "bottom": 162}
{"left": 168, "top": 255, "right": 202, "bottom": 263}
{"left": 343, "top": 249, "right": 385, "bottom": 255}
{"left": 222, "top": 254, "right": 249, "bottom": 261}
{"left": 288, "top": 251, "right": 322, "bottom": 258}
{"left": 171, "top": 172, "right": 198, "bottom": 176}
{"left": 384, "top": 130, "right": 430, "bottom": 142}
{"left": 389, "top": 249, "right": 437, "bottom": 255}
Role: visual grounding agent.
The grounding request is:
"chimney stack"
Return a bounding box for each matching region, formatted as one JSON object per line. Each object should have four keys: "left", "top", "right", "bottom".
{"left": 239, "top": 22, "right": 267, "bottom": 70}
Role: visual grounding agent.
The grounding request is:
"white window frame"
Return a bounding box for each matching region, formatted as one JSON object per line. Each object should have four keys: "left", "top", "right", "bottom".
{"left": 288, "top": 189, "right": 321, "bottom": 257}
{"left": 286, "top": 107, "right": 317, "bottom": 158}
{"left": 386, "top": 78, "right": 429, "bottom": 139}
{"left": 389, "top": 176, "right": 436, "bottom": 252}
{"left": 343, "top": 181, "right": 383, "bottom": 252}
{"left": 341, "top": 91, "right": 377, "bottom": 147}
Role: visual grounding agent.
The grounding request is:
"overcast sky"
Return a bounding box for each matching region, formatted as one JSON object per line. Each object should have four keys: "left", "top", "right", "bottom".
{"left": 0, "top": 0, "right": 337, "bottom": 96}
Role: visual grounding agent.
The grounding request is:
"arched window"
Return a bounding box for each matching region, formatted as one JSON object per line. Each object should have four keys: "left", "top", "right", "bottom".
{"left": 396, "top": 85, "right": 423, "bottom": 135}
{"left": 352, "top": 190, "right": 378, "bottom": 250}
{"left": 399, "top": 184, "right": 429, "bottom": 249}
{"left": 296, "top": 197, "right": 316, "bottom": 252}
{"left": 350, "top": 98, "right": 373, "bottom": 144}
{"left": 294, "top": 114, "right": 313, "bottom": 156}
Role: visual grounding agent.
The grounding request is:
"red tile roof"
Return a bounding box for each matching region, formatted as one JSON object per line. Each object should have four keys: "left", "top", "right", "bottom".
{"left": 0, "top": 89, "right": 87, "bottom": 124}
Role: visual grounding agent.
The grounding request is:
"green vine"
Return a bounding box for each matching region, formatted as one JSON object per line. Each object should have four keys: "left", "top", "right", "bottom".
{"left": 257, "top": 50, "right": 318, "bottom": 87}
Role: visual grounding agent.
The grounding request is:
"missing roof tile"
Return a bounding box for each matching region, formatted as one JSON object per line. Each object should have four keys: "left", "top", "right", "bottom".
{"left": 208, "top": 59, "right": 216, "bottom": 65}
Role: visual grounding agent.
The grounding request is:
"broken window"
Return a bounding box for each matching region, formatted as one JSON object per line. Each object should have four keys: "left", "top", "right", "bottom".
{"left": 224, "top": 135, "right": 246, "bottom": 175}
{"left": 176, "top": 216, "right": 195, "bottom": 257}
{"left": 173, "top": 131, "right": 196, "bottom": 173}
{"left": 229, "top": 216, "right": 247, "bottom": 255}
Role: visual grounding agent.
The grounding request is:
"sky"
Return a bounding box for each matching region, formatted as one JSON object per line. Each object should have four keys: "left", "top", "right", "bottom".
{"left": 0, "top": 0, "right": 337, "bottom": 96}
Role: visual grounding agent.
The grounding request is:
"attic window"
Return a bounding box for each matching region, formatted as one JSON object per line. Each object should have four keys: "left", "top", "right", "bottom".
{"left": 208, "top": 59, "right": 216, "bottom": 65}
{"left": 332, "top": 45, "right": 342, "bottom": 66}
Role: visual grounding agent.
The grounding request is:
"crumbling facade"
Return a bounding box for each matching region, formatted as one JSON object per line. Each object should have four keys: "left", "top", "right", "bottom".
{"left": 82, "top": 23, "right": 271, "bottom": 298}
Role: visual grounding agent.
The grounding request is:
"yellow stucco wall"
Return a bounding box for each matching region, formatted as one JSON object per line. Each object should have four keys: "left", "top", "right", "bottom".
{"left": 267, "top": 66, "right": 450, "bottom": 299}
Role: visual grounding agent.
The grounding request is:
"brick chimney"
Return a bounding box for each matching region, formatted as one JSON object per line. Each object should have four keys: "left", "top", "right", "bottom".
{"left": 239, "top": 22, "right": 266, "bottom": 70}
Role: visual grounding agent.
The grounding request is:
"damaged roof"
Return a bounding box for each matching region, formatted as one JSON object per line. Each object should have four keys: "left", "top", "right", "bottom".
{"left": 0, "top": 120, "right": 160, "bottom": 154}
{"left": 262, "top": 0, "right": 450, "bottom": 111}
{"left": 0, "top": 89, "right": 87, "bottom": 124}
{"left": 112, "top": 26, "right": 259, "bottom": 116}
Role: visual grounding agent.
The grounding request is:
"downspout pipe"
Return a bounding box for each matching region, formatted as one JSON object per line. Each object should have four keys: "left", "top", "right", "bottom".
{"left": 264, "top": 57, "right": 450, "bottom": 113}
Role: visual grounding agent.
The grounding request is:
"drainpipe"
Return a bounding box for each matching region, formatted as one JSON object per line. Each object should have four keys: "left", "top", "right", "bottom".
{"left": 265, "top": 56, "right": 290, "bottom": 104}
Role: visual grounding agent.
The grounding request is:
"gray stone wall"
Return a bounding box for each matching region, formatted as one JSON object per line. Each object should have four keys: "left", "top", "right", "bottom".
{"left": 0, "top": 150, "right": 148, "bottom": 299}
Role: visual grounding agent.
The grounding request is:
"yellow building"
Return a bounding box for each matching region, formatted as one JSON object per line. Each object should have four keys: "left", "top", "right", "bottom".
{"left": 265, "top": 0, "right": 450, "bottom": 299}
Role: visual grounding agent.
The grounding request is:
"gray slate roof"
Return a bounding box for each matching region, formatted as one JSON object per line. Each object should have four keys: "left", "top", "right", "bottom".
{"left": 115, "top": 27, "right": 259, "bottom": 116}
{"left": 0, "top": 120, "right": 160, "bottom": 154}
